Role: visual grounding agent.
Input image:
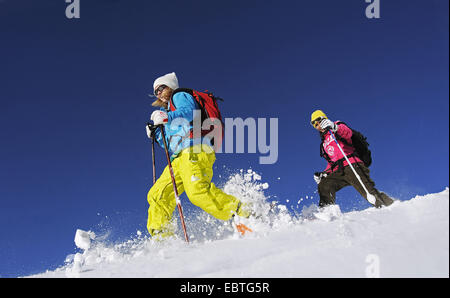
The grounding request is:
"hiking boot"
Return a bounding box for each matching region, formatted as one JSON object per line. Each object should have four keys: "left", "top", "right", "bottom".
{"left": 232, "top": 210, "right": 253, "bottom": 236}
{"left": 378, "top": 192, "right": 394, "bottom": 207}
{"left": 235, "top": 223, "right": 253, "bottom": 236}
{"left": 374, "top": 192, "right": 394, "bottom": 208}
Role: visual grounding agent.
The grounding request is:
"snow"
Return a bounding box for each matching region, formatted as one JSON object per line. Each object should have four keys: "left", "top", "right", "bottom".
{"left": 26, "top": 172, "right": 449, "bottom": 278}
{"left": 74, "top": 229, "right": 96, "bottom": 251}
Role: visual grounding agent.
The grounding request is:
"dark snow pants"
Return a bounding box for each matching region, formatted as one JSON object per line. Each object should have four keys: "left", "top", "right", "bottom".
{"left": 318, "top": 163, "right": 394, "bottom": 208}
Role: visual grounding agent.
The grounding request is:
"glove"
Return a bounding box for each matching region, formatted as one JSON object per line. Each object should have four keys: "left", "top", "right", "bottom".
{"left": 146, "top": 124, "right": 158, "bottom": 139}
{"left": 151, "top": 110, "right": 168, "bottom": 125}
{"left": 314, "top": 172, "right": 328, "bottom": 184}
{"left": 319, "top": 118, "right": 337, "bottom": 132}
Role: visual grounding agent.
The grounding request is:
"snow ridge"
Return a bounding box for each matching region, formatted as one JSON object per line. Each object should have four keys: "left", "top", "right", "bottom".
{"left": 28, "top": 171, "right": 449, "bottom": 278}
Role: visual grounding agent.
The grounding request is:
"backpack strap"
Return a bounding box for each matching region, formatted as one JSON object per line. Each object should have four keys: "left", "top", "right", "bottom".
{"left": 319, "top": 133, "right": 334, "bottom": 170}
{"left": 169, "top": 88, "right": 194, "bottom": 110}
{"left": 170, "top": 88, "right": 215, "bottom": 121}
{"left": 167, "top": 88, "right": 221, "bottom": 147}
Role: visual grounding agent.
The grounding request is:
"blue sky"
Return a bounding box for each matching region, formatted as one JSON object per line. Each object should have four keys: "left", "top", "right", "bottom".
{"left": 0, "top": 0, "right": 448, "bottom": 277}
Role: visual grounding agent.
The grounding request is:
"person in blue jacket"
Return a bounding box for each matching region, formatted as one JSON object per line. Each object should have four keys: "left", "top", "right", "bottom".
{"left": 145, "top": 72, "right": 250, "bottom": 238}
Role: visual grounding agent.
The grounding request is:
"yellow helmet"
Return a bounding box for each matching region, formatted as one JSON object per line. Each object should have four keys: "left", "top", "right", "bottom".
{"left": 310, "top": 110, "right": 327, "bottom": 124}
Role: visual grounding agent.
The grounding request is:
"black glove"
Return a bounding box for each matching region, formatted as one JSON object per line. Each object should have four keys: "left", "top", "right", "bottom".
{"left": 145, "top": 123, "right": 158, "bottom": 139}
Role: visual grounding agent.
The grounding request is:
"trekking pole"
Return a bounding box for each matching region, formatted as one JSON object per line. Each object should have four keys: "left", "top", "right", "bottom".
{"left": 147, "top": 123, "right": 157, "bottom": 185}
{"left": 328, "top": 130, "right": 377, "bottom": 205}
{"left": 158, "top": 125, "right": 190, "bottom": 243}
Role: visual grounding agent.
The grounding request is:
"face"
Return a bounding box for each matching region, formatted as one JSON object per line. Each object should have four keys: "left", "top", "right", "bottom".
{"left": 154, "top": 85, "right": 173, "bottom": 103}
{"left": 311, "top": 117, "right": 324, "bottom": 132}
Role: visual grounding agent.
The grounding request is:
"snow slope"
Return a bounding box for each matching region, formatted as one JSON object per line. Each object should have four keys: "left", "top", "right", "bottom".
{"left": 28, "top": 172, "right": 449, "bottom": 278}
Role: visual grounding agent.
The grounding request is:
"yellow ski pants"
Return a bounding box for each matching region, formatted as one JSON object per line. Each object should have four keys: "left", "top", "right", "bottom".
{"left": 147, "top": 144, "right": 240, "bottom": 236}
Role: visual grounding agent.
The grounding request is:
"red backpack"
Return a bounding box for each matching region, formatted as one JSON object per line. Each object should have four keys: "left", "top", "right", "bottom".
{"left": 169, "top": 88, "right": 224, "bottom": 150}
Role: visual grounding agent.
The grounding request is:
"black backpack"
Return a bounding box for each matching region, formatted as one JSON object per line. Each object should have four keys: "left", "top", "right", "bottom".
{"left": 320, "top": 121, "right": 372, "bottom": 167}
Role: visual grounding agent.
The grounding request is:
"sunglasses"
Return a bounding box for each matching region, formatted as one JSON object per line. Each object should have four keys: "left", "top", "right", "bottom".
{"left": 154, "top": 85, "right": 167, "bottom": 96}
{"left": 311, "top": 117, "right": 324, "bottom": 128}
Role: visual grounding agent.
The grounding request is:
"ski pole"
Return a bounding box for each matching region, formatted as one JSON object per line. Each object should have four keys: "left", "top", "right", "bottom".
{"left": 147, "top": 123, "right": 157, "bottom": 185}
{"left": 328, "top": 130, "right": 377, "bottom": 205}
{"left": 158, "top": 125, "right": 190, "bottom": 243}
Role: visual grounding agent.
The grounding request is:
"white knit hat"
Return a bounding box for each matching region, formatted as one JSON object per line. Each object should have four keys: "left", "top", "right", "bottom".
{"left": 153, "top": 72, "right": 179, "bottom": 94}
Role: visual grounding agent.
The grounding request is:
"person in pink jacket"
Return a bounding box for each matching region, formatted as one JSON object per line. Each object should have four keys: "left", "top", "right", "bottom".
{"left": 311, "top": 110, "right": 394, "bottom": 208}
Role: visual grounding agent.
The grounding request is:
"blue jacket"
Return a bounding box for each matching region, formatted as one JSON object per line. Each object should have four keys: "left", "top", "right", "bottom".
{"left": 154, "top": 91, "right": 212, "bottom": 156}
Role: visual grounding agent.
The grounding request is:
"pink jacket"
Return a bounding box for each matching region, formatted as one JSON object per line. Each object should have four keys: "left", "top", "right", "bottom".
{"left": 322, "top": 122, "right": 363, "bottom": 173}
